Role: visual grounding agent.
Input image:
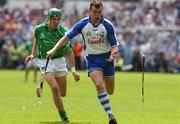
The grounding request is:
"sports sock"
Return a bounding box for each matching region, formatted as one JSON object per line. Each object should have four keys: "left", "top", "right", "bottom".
{"left": 97, "top": 91, "right": 113, "bottom": 118}
{"left": 58, "top": 109, "right": 67, "bottom": 120}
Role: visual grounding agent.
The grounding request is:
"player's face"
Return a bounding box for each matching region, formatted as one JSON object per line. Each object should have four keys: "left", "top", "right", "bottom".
{"left": 90, "top": 6, "right": 103, "bottom": 23}
{"left": 49, "top": 16, "right": 61, "bottom": 28}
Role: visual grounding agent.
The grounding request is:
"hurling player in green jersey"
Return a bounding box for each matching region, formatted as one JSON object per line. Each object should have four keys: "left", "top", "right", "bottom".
{"left": 25, "top": 8, "right": 80, "bottom": 122}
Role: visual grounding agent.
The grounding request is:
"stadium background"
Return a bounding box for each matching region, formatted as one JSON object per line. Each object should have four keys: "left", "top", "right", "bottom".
{"left": 0, "top": 1, "right": 180, "bottom": 124}
{"left": 0, "top": 0, "right": 180, "bottom": 73}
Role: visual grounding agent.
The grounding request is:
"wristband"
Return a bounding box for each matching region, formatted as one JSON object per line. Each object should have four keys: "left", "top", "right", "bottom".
{"left": 71, "top": 67, "right": 76, "bottom": 73}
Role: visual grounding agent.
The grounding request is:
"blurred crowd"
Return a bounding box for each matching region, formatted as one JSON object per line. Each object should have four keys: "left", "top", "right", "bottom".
{"left": 0, "top": 0, "right": 180, "bottom": 73}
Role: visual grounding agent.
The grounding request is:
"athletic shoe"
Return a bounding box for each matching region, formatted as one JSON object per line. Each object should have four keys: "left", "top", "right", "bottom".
{"left": 109, "top": 116, "right": 117, "bottom": 124}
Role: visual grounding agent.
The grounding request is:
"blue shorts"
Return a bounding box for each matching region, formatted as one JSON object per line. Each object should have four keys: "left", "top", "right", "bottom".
{"left": 86, "top": 52, "right": 115, "bottom": 77}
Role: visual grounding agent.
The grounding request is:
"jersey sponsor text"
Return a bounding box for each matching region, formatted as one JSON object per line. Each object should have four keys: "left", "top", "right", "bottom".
{"left": 88, "top": 39, "right": 104, "bottom": 44}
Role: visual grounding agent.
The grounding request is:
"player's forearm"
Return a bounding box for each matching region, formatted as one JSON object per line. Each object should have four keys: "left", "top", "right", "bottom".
{"left": 53, "top": 36, "right": 69, "bottom": 52}
{"left": 31, "top": 38, "right": 38, "bottom": 56}
{"left": 111, "top": 46, "right": 118, "bottom": 54}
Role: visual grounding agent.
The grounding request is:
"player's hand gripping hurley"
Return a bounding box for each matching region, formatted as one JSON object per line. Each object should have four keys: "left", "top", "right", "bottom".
{"left": 36, "top": 58, "right": 50, "bottom": 97}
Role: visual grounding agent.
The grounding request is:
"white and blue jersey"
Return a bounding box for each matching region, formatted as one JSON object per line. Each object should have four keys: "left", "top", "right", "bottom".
{"left": 66, "top": 16, "right": 119, "bottom": 76}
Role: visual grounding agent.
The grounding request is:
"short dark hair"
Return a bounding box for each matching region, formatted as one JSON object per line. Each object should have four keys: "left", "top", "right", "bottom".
{"left": 90, "top": 0, "right": 103, "bottom": 10}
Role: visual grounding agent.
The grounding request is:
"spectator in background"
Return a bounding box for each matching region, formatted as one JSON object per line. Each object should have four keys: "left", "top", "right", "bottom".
{"left": 121, "top": 32, "right": 133, "bottom": 65}
{"left": 49, "top": 0, "right": 64, "bottom": 9}
{"left": 73, "top": 41, "right": 83, "bottom": 70}
{"left": 156, "top": 51, "right": 168, "bottom": 72}
{"left": 176, "top": 55, "right": 180, "bottom": 63}
{"left": 24, "top": 39, "right": 39, "bottom": 83}
{"left": 131, "top": 48, "right": 142, "bottom": 71}
{"left": 9, "top": 41, "right": 20, "bottom": 69}
{"left": 0, "top": 0, "right": 6, "bottom": 6}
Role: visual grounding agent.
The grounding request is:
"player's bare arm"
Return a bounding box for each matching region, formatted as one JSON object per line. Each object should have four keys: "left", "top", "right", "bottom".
{"left": 111, "top": 46, "right": 118, "bottom": 59}
{"left": 65, "top": 50, "right": 80, "bottom": 81}
{"left": 25, "top": 38, "right": 38, "bottom": 64}
{"left": 47, "top": 36, "right": 69, "bottom": 58}
{"left": 106, "top": 46, "right": 118, "bottom": 62}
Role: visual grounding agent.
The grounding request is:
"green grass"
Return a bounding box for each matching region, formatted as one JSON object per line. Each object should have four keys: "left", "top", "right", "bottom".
{"left": 0, "top": 70, "right": 180, "bottom": 124}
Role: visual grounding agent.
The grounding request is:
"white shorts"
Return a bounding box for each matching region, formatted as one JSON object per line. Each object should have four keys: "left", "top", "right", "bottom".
{"left": 26, "top": 58, "right": 39, "bottom": 69}
{"left": 38, "top": 57, "right": 67, "bottom": 77}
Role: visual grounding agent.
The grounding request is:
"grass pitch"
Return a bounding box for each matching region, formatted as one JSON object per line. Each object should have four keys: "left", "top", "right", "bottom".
{"left": 0, "top": 70, "right": 179, "bottom": 124}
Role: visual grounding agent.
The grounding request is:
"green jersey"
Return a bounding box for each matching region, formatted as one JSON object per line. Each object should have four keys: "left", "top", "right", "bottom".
{"left": 35, "top": 20, "right": 72, "bottom": 59}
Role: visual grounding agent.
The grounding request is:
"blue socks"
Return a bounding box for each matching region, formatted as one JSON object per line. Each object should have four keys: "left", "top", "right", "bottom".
{"left": 98, "top": 92, "right": 113, "bottom": 118}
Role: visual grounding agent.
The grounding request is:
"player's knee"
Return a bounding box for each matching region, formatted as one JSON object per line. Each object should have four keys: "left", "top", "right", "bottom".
{"left": 51, "top": 86, "right": 60, "bottom": 96}
{"left": 44, "top": 73, "right": 52, "bottom": 81}
{"left": 95, "top": 83, "right": 105, "bottom": 91}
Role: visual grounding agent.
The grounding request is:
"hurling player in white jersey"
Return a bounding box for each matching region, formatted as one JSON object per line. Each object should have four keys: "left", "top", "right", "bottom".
{"left": 47, "top": 0, "right": 118, "bottom": 124}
